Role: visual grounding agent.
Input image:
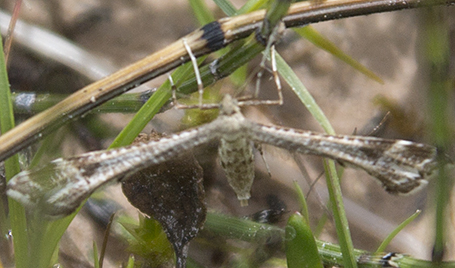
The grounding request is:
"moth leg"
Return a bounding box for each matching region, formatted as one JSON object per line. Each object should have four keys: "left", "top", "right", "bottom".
{"left": 255, "top": 143, "right": 271, "bottom": 177}
{"left": 183, "top": 38, "right": 204, "bottom": 108}
{"left": 254, "top": 17, "right": 285, "bottom": 106}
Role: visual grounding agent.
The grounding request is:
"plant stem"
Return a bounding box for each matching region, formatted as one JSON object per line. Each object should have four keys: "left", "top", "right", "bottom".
{"left": 422, "top": 6, "right": 453, "bottom": 262}
{"left": 0, "top": 33, "right": 28, "bottom": 268}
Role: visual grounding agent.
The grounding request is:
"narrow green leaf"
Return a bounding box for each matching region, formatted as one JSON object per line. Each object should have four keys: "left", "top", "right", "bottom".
{"left": 0, "top": 33, "right": 28, "bottom": 268}
{"left": 28, "top": 210, "right": 79, "bottom": 268}
{"left": 294, "top": 26, "right": 383, "bottom": 84}
{"left": 109, "top": 59, "right": 202, "bottom": 148}
{"left": 237, "top": 0, "right": 267, "bottom": 14}
{"left": 213, "top": 0, "right": 237, "bottom": 16}
{"left": 292, "top": 181, "right": 310, "bottom": 224}
{"left": 204, "top": 213, "right": 284, "bottom": 243}
{"left": 422, "top": 8, "right": 452, "bottom": 262}
{"left": 126, "top": 255, "right": 135, "bottom": 268}
{"left": 274, "top": 52, "right": 335, "bottom": 134}
{"left": 93, "top": 241, "right": 100, "bottom": 268}
{"left": 323, "top": 160, "right": 357, "bottom": 268}
{"left": 286, "top": 212, "right": 323, "bottom": 268}
{"left": 376, "top": 210, "right": 421, "bottom": 253}
{"left": 188, "top": 0, "right": 216, "bottom": 25}
{"left": 24, "top": 129, "right": 81, "bottom": 268}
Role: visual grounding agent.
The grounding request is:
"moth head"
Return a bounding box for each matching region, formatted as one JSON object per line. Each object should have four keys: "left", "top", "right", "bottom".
{"left": 219, "top": 94, "right": 241, "bottom": 116}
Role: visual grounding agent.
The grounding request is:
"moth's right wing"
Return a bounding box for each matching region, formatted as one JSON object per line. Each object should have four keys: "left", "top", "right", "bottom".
{"left": 249, "top": 122, "right": 439, "bottom": 195}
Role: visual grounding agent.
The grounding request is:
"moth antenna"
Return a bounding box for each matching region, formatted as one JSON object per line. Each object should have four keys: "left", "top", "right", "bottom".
{"left": 367, "top": 111, "right": 391, "bottom": 136}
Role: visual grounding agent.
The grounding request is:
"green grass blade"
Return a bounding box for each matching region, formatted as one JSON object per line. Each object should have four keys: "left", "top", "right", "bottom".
{"left": 422, "top": 7, "right": 453, "bottom": 262}
{"left": 237, "top": 0, "right": 267, "bottom": 14}
{"left": 292, "top": 181, "right": 310, "bottom": 224}
{"left": 22, "top": 128, "right": 81, "bottom": 268}
{"left": 294, "top": 26, "right": 383, "bottom": 84}
{"left": 274, "top": 52, "right": 334, "bottom": 134}
{"left": 93, "top": 241, "right": 100, "bottom": 268}
{"left": 375, "top": 210, "right": 421, "bottom": 253}
{"left": 323, "top": 160, "right": 357, "bottom": 268}
{"left": 27, "top": 211, "right": 79, "bottom": 268}
{"left": 108, "top": 58, "right": 202, "bottom": 148}
{"left": 188, "top": 0, "right": 216, "bottom": 25}
{"left": 0, "top": 33, "right": 28, "bottom": 268}
{"left": 213, "top": 0, "right": 237, "bottom": 16}
{"left": 108, "top": 82, "right": 172, "bottom": 148}
{"left": 204, "top": 213, "right": 284, "bottom": 243}
{"left": 126, "top": 255, "right": 135, "bottom": 268}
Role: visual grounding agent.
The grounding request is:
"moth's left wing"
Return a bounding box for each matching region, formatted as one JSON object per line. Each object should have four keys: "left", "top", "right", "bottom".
{"left": 7, "top": 121, "right": 224, "bottom": 219}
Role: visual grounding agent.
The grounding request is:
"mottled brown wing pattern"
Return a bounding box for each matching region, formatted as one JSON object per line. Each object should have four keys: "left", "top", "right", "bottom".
{"left": 249, "top": 123, "right": 438, "bottom": 194}
{"left": 6, "top": 124, "right": 222, "bottom": 219}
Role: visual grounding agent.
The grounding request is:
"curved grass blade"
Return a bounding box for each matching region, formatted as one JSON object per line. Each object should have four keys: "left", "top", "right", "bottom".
{"left": 294, "top": 26, "right": 383, "bottom": 84}
{"left": 375, "top": 210, "right": 421, "bottom": 253}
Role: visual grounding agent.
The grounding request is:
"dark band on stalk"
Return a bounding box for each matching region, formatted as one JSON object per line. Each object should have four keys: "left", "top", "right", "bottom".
{"left": 201, "top": 21, "right": 226, "bottom": 52}
{"left": 380, "top": 252, "right": 401, "bottom": 267}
